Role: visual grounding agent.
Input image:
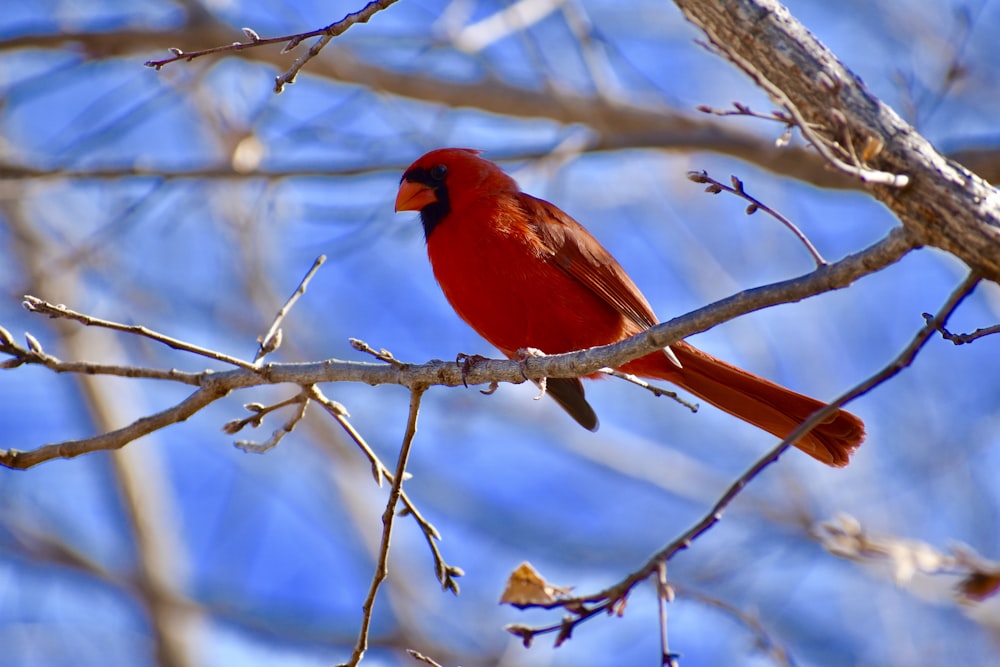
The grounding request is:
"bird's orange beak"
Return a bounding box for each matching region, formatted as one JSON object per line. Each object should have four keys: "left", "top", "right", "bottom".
{"left": 395, "top": 180, "right": 438, "bottom": 212}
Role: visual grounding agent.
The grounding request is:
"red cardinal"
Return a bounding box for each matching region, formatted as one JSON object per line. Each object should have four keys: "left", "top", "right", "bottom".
{"left": 395, "top": 148, "right": 864, "bottom": 466}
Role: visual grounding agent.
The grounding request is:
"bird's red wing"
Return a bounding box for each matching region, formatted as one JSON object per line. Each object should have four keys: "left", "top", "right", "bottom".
{"left": 517, "top": 193, "right": 659, "bottom": 332}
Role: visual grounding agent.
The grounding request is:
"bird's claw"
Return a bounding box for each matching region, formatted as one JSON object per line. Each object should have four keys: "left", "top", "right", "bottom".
{"left": 532, "top": 377, "right": 547, "bottom": 400}
{"left": 513, "top": 347, "right": 548, "bottom": 400}
{"left": 455, "top": 352, "right": 489, "bottom": 388}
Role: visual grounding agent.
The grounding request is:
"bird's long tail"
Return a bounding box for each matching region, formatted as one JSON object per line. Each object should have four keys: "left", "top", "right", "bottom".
{"left": 623, "top": 341, "right": 865, "bottom": 467}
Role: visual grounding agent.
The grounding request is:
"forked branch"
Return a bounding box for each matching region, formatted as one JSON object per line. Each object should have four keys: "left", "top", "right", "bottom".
{"left": 144, "top": 0, "right": 400, "bottom": 92}
{"left": 503, "top": 271, "right": 982, "bottom": 646}
{"left": 0, "top": 227, "right": 917, "bottom": 470}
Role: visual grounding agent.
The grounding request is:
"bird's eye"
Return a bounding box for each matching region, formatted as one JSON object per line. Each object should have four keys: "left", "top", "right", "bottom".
{"left": 429, "top": 164, "right": 447, "bottom": 181}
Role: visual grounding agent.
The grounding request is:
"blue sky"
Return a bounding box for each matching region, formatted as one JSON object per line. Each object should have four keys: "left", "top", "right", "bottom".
{"left": 1, "top": 1, "right": 999, "bottom": 666}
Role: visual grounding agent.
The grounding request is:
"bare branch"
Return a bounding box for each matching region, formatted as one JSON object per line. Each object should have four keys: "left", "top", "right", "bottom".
{"left": 22, "top": 296, "right": 257, "bottom": 371}
{"left": 340, "top": 386, "right": 426, "bottom": 667}
{"left": 276, "top": 0, "right": 401, "bottom": 92}
{"left": 502, "top": 270, "right": 981, "bottom": 644}
{"left": 675, "top": 0, "right": 1000, "bottom": 281}
{"left": 687, "top": 169, "right": 827, "bottom": 266}
{"left": 349, "top": 338, "right": 406, "bottom": 367}
{"left": 598, "top": 368, "right": 698, "bottom": 412}
{"left": 692, "top": 20, "right": 909, "bottom": 188}
{"left": 310, "top": 388, "right": 383, "bottom": 486}
{"left": 639, "top": 269, "right": 981, "bottom": 564}
{"left": 0, "top": 228, "right": 916, "bottom": 469}
{"left": 310, "top": 386, "right": 458, "bottom": 591}
{"left": 0, "top": 335, "right": 206, "bottom": 384}
{"left": 922, "top": 316, "right": 1000, "bottom": 345}
{"left": 254, "top": 255, "right": 326, "bottom": 364}
{"left": 405, "top": 650, "right": 446, "bottom": 667}
{"left": 144, "top": 0, "right": 401, "bottom": 94}
{"left": 0, "top": 384, "right": 230, "bottom": 469}
{"left": 223, "top": 395, "right": 305, "bottom": 434}
{"left": 232, "top": 392, "right": 310, "bottom": 453}
{"left": 696, "top": 102, "right": 793, "bottom": 127}
{"left": 657, "top": 562, "right": 679, "bottom": 667}
{"left": 8, "top": 11, "right": 1000, "bottom": 192}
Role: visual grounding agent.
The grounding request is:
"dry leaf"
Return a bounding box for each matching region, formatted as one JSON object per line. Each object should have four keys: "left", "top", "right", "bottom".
{"left": 499, "top": 561, "right": 571, "bottom": 607}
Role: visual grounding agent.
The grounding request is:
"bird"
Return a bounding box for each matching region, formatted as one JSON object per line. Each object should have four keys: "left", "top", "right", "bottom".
{"left": 394, "top": 148, "right": 865, "bottom": 467}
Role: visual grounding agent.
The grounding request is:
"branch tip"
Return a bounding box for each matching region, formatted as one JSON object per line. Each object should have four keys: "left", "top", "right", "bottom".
{"left": 689, "top": 169, "right": 827, "bottom": 265}
{"left": 24, "top": 332, "right": 43, "bottom": 354}
{"left": 0, "top": 324, "right": 15, "bottom": 347}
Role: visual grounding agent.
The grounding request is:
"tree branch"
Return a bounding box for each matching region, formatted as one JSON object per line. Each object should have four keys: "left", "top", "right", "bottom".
{"left": 0, "top": 23, "right": 924, "bottom": 191}
{"left": 340, "top": 386, "right": 425, "bottom": 667}
{"left": 0, "top": 227, "right": 915, "bottom": 469}
{"left": 143, "top": 0, "right": 400, "bottom": 93}
{"left": 5, "top": 2, "right": 1000, "bottom": 194}
{"left": 310, "top": 385, "right": 460, "bottom": 593}
{"left": 505, "top": 270, "right": 981, "bottom": 645}
{"left": 22, "top": 296, "right": 257, "bottom": 371}
{"left": 254, "top": 254, "right": 326, "bottom": 364}
{"left": 687, "top": 169, "right": 828, "bottom": 266}
{"left": 674, "top": 0, "right": 1000, "bottom": 282}
{"left": 0, "top": 384, "right": 230, "bottom": 469}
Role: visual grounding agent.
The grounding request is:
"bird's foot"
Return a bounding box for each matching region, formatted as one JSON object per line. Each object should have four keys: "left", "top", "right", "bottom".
{"left": 455, "top": 352, "right": 489, "bottom": 388}
{"left": 513, "top": 347, "right": 548, "bottom": 400}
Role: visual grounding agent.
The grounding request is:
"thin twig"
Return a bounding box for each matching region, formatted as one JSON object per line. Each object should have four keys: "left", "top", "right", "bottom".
{"left": 687, "top": 170, "right": 827, "bottom": 266}
{"left": 599, "top": 368, "right": 698, "bottom": 412}
{"left": 696, "top": 102, "right": 794, "bottom": 127}
{"left": 222, "top": 394, "right": 307, "bottom": 435}
{"left": 233, "top": 393, "right": 310, "bottom": 453}
{"left": 405, "top": 650, "right": 445, "bottom": 667}
{"left": 774, "top": 83, "right": 909, "bottom": 187}
{"left": 689, "top": 24, "right": 910, "bottom": 187}
{"left": 310, "top": 386, "right": 461, "bottom": 592}
{"left": 144, "top": 0, "right": 401, "bottom": 94}
{"left": 143, "top": 30, "right": 309, "bottom": 68}
{"left": 21, "top": 296, "right": 257, "bottom": 371}
{"left": 922, "top": 317, "right": 999, "bottom": 345}
{"left": 340, "top": 386, "right": 426, "bottom": 667}
{"left": 0, "top": 341, "right": 207, "bottom": 384}
{"left": 503, "top": 270, "right": 981, "bottom": 645}
{"left": 349, "top": 338, "right": 406, "bottom": 367}
{"left": 254, "top": 255, "right": 326, "bottom": 364}
{"left": 657, "top": 562, "right": 678, "bottom": 667}
{"left": 310, "top": 388, "right": 382, "bottom": 486}
{"left": 0, "top": 384, "right": 231, "bottom": 469}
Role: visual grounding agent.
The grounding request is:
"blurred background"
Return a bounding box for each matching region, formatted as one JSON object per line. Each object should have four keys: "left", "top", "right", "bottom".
{"left": 1, "top": 1, "right": 999, "bottom": 665}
